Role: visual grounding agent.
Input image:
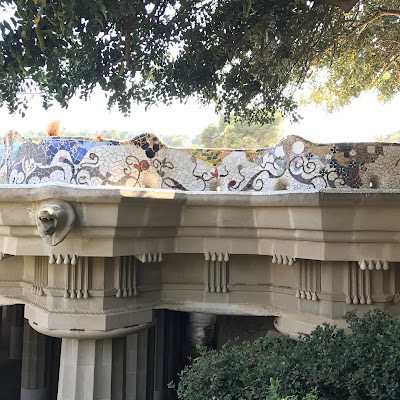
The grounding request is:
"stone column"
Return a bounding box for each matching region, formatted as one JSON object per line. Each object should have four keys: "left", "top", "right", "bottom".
{"left": 126, "top": 333, "right": 138, "bottom": 400}
{"left": 9, "top": 304, "right": 24, "bottom": 360}
{"left": 1, "top": 305, "right": 12, "bottom": 347}
{"left": 57, "top": 338, "right": 113, "bottom": 400}
{"left": 124, "top": 327, "right": 156, "bottom": 400}
{"left": 111, "top": 337, "right": 126, "bottom": 400}
{"left": 21, "top": 319, "right": 52, "bottom": 400}
{"left": 153, "top": 310, "right": 167, "bottom": 400}
{"left": 50, "top": 337, "right": 62, "bottom": 399}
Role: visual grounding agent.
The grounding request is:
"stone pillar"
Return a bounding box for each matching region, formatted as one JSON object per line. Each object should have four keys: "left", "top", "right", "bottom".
{"left": 10, "top": 304, "right": 24, "bottom": 360}
{"left": 126, "top": 333, "right": 139, "bottom": 400}
{"left": 50, "top": 337, "right": 62, "bottom": 400}
{"left": 21, "top": 319, "right": 52, "bottom": 400}
{"left": 57, "top": 338, "right": 113, "bottom": 400}
{"left": 125, "top": 330, "right": 150, "bottom": 400}
{"left": 1, "top": 305, "right": 12, "bottom": 347}
{"left": 125, "top": 327, "right": 156, "bottom": 400}
{"left": 111, "top": 337, "right": 126, "bottom": 400}
{"left": 137, "top": 330, "right": 149, "bottom": 400}
{"left": 153, "top": 311, "right": 167, "bottom": 400}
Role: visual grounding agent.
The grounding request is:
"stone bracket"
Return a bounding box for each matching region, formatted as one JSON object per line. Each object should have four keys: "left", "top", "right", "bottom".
{"left": 272, "top": 254, "right": 297, "bottom": 266}
{"left": 116, "top": 256, "right": 137, "bottom": 298}
{"left": 358, "top": 259, "right": 389, "bottom": 271}
{"left": 136, "top": 253, "right": 162, "bottom": 263}
{"left": 49, "top": 254, "right": 79, "bottom": 265}
{"left": 204, "top": 252, "right": 229, "bottom": 293}
{"left": 295, "top": 259, "right": 320, "bottom": 301}
{"left": 63, "top": 256, "right": 91, "bottom": 299}
{"left": 32, "top": 256, "right": 48, "bottom": 296}
{"left": 346, "top": 262, "right": 372, "bottom": 305}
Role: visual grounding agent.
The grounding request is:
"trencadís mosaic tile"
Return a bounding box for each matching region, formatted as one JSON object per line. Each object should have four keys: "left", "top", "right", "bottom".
{"left": 1, "top": 132, "right": 398, "bottom": 191}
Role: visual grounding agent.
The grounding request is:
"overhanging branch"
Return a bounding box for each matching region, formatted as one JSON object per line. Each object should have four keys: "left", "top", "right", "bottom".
{"left": 312, "top": 9, "right": 400, "bottom": 64}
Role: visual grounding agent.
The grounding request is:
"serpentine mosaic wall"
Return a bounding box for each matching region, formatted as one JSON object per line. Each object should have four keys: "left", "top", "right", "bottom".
{"left": 0, "top": 132, "right": 399, "bottom": 191}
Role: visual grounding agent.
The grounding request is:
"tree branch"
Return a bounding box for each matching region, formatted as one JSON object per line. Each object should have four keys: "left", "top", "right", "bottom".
{"left": 370, "top": 55, "right": 399, "bottom": 89}
{"left": 313, "top": 9, "right": 400, "bottom": 64}
{"left": 357, "top": 10, "right": 400, "bottom": 38}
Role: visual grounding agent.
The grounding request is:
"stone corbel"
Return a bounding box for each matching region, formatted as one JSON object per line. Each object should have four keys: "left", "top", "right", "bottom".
{"left": 204, "top": 252, "right": 229, "bottom": 293}
{"left": 358, "top": 259, "right": 389, "bottom": 271}
{"left": 137, "top": 253, "right": 162, "bottom": 263}
{"left": 36, "top": 199, "right": 75, "bottom": 246}
{"left": 272, "top": 254, "right": 297, "bottom": 266}
{"left": 295, "top": 259, "right": 321, "bottom": 301}
{"left": 49, "top": 254, "right": 79, "bottom": 265}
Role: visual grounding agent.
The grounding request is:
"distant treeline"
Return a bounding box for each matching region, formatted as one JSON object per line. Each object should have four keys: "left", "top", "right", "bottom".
{"left": 20, "top": 115, "right": 287, "bottom": 148}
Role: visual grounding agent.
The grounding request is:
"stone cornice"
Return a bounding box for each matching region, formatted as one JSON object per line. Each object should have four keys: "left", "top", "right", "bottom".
{"left": 0, "top": 185, "right": 398, "bottom": 261}
{"left": 1, "top": 183, "right": 400, "bottom": 206}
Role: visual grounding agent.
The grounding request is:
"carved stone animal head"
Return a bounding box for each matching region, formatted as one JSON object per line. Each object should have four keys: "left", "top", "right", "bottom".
{"left": 37, "top": 200, "right": 75, "bottom": 246}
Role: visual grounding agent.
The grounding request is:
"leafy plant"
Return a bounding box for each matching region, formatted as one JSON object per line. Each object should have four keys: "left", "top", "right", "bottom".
{"left": 177, "top": 310, "right": 400, "bottom": 400}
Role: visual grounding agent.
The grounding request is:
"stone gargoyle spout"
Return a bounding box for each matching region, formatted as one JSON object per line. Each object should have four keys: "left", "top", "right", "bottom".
{"left": 36, "top": 200, "right": 75, "bottom": 246}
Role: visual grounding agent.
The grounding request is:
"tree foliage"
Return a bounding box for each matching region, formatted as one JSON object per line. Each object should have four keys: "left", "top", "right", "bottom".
{"left": 177, "top": 310, "right": 400, "bottom": 400}
{"left": 374, "top": 130, "right": 400, "bottom": 142}
{"left": 1, "top": 0, "right": 400, "bottom": 122}
{"left": 304, "top": 1, "right": 400, "bottom": 111}
{"left": 158, "top": 134, "right": 187, "bottom": 146}
{"left": 200, "top": 115, "right": 283, "bottom": 148}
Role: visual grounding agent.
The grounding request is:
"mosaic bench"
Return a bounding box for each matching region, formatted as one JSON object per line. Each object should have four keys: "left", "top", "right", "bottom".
{"left": 0, "top": 132, "right": 398, "bottom": 191}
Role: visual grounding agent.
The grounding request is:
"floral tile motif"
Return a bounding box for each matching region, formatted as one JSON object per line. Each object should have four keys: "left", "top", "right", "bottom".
{"left": 0, "top": 132, "right": 399, "bottom": 191}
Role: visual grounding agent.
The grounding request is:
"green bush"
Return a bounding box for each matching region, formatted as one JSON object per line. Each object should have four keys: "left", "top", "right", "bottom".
{"left": 177, "top": 310, "right": 400, "bottom": 400}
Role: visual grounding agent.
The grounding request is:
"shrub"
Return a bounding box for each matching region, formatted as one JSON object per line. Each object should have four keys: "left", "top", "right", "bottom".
{"left": 177, "top": 310, "right": 400, "bottom": 400}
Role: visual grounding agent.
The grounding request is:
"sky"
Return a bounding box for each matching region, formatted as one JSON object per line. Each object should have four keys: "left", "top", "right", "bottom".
{"left": 1, "top": 88, "right": 399, "bottom": 144}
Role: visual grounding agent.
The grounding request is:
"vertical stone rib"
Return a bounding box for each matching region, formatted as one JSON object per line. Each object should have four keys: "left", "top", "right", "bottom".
{"left": 122, "top": 257, "right": 128, "bottom": 298}
{"left": 76, "top": 258, "right": 82, "bottom": 299}
{"left": 366, "top": 268, "right": 372, "bottom": 304}
{"left": 204, "top": 252, "right": 210, "bottom": 292}
{"left": 352, "top": 262, "right": 359, "bottom": 304}
{"left": 133, "top": 257, "right": 138, "bottom": 296}
{"left": 345, "top": 262, "right": 351, "bottom": 304}
{"left": 64, "top": 264, "right": 69, "bottom": 299}
{"left": 128, "top": 256, "right": 133, "bottom": 297}
{"left": 300, "top": 261, "right": 306, "bottom": 299}
{"left": 210, "top": 253, "right": 216, "bottom": 293}
{"left": 42, "top": 257, "right": 48, "bottom": 295}
{"left": 116, "top": 257, "right": 122, "bottom": 298}
{"left": 32, "top": 257, "right": 37, "bottom": 294}
{"left": 70, "top": 264, "right": 76, "bottom": 299}
{"left": 83, "top": 257, "right": 89, "bottom": 299}
{"left": 216, "top": 253, "right": 222, "bottom": 293}
{"left": 359, "top": 268, "right": 365, "bottom": 304}
{"left": 222, "top": 253, "right": 229, "bottom": 293}
{"left": 306, "top": 260, "right": 312, "bottom": 300}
